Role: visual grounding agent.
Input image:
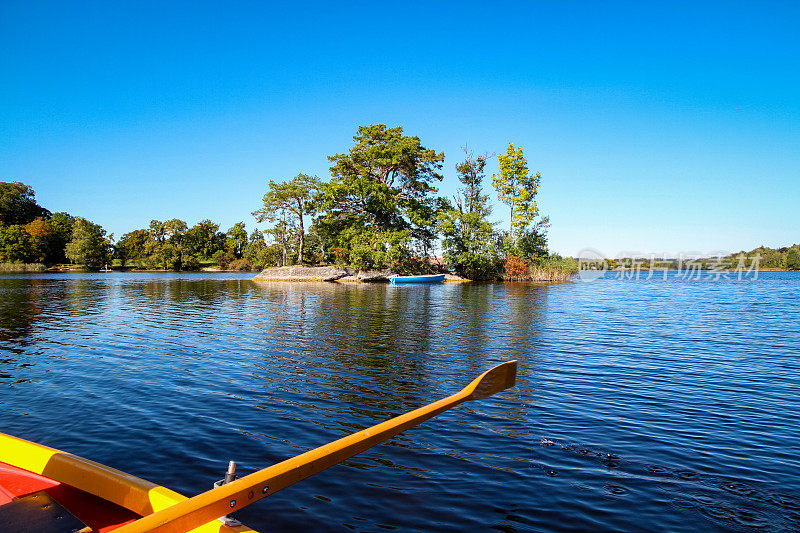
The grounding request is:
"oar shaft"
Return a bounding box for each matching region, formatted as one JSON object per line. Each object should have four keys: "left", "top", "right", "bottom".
{"left": 116, "top": 392, "right": 468, "bottom": 533}
{"left": 115, "top": 360, "right": 516, "bottom": 533}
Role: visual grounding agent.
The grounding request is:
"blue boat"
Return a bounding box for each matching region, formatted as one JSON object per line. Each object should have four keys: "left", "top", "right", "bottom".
{"left": 389, "top": 274, "right": 446, "bottom": 285}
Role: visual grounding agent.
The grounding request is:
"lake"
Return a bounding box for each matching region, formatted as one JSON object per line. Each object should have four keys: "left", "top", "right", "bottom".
{"left": 1, "top": 271, "right": 799, "bottom": 531}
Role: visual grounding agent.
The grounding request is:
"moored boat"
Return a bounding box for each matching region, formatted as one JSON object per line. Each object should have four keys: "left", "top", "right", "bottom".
{"left": 389, "top": 274, "right": 445, "bottom": 285}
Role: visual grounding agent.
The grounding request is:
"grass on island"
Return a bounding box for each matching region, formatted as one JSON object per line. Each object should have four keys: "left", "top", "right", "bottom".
{"left": 524, "top": 256, "right": 579, "bottom": 282}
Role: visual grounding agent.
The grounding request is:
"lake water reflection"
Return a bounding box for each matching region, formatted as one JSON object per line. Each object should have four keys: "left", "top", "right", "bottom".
{"left": 1, "top": 272, "right": 799, "bottom": 531}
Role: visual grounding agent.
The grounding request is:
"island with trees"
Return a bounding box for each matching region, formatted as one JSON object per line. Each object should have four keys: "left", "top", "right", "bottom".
{"left": 3, "top": 124, "right": 796, "bottom": 279}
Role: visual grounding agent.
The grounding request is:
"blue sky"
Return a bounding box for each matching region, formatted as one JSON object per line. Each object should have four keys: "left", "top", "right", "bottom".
{"left": 1, "top": 1, "right": 798, "bottom": 257}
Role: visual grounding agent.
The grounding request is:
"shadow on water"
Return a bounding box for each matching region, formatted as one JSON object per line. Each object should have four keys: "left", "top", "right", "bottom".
{"left": 0, "top": 279, "right": 49, "bottom": 384}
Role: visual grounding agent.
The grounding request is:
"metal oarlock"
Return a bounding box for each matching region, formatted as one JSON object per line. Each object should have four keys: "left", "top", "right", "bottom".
{"left": 214, "top": 461, "right": 242, "bottom": 527}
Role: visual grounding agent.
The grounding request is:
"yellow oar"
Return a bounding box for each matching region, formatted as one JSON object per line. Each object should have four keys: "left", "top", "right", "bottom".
{"left": 115, "top": 360, "right": 517, "bottom": 533}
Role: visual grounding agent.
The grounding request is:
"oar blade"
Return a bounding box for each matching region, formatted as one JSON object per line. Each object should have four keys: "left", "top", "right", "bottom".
{"left": 465, "top": 360, "right": 517, "bottom": 400}
{"left": 113, "top": 361, "right": 519, "bottom": 533}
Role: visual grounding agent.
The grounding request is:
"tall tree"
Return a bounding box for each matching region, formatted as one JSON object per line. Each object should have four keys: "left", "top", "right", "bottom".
{"left": 253, "top": 173, "right": 320, "bottom": 264}
{"left": 164, "top": 219, "right": 188, "bottom": 269}
{"left": 262, "top": 210, "right": 295, "bottom": 266}
{"left": 787, "top": 248, "right": 800, "bottom": 270}
{"left": 0, "top": 225, "right": 31, "bottom": 262}
{"left": 0, "top": 182, "right": 50, "bottom": 226}
{"left": 65, "top": 218, "right": 111, "bottom": 269}
{"left": 24, "top": 217, "right": 53, "bottom": 263}
{"left": 492, "top": 142, "right": 542, "bottom": 239}
{"left": 316, "top": 124, "right": 444, "bottom": 269}
{"left": 226, "top": 222, "right": 248, "bottom": 258}
{"left": 184, "top": 219, "right": 221, "bottom": 259}
{"left": 439, "top": 149, "right": 500, "bottom": 279}
{"left": 164, "top": 219, "right": 188, "bottom": 241}
{"left": 118, "top": 229, "right": 150, "bottom": 268}
{"left": 48, "top": 212, "right": 75, "bottom": 263}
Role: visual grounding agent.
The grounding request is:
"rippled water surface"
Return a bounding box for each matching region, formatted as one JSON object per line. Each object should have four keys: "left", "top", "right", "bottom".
{"left": 1, "top": 272, "right": 799, "bottom": 532}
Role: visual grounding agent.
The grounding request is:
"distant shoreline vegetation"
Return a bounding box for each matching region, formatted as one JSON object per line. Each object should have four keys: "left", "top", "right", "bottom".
{"left": 3, "top": 125, "right": 797, "bottom": 279}
{"left": 0, "top": 124, "right": 577, "bottom": 281}
{"left": 580, "top": 249, "right": 800, "bottom": 272}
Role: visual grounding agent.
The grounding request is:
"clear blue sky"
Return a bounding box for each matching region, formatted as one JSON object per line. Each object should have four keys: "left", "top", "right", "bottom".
{"left": 2, "top": 1, "right": 798, "bottom": 257}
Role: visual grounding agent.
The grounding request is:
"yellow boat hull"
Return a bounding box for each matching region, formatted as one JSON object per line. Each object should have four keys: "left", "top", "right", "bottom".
{"left": 0, "top": 432, "right": 255, "bottom": 532}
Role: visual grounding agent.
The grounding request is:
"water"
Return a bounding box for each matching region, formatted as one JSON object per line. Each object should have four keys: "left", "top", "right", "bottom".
{"left": 1, "top": 271, "right": 799, "bottom": 532}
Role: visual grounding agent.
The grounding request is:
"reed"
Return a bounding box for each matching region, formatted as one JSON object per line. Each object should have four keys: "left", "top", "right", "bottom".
{"left": 0, "top": 262, "right": 47, "bottom": 272}
{"left": 527, "top": 256, "right": 579, "bottom": 281}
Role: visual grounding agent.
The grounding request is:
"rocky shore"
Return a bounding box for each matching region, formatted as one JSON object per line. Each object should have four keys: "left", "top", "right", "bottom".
{"left": 251, "top": 265, "right": 467, "bottom": 283}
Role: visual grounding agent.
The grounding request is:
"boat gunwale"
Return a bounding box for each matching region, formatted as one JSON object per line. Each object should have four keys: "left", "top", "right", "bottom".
{"left": 0, "top": 432, "right": 251, "bottom": 532}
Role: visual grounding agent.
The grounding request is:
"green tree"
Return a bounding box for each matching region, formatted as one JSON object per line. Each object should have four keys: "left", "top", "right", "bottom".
{"left": 316, "top": 124, "right": 444, "bottom": 269}
{"left": 226, "top": 222, "right": 248, "bottom": 258}
{"left": 253, "top": 173, "right": 320, "bottom": 264}
{"left": 492, "top": 142, "right": 542, "bottom": 240}
{"left": 184, "top": 219, "right": 222, "bottom": 259}
{"left": 164, "top": 219, "right": 188, "bottom": 242}
{"left": 0, "top": 182, "right": 50, "bottom": 226}
{"left": 516, "top": 222, "right": 549, "bottom": 260}
{"left": 164, "top": 218, "right": 188, "bottom": 269}
{"left": 0, "top": 225, "right": 31, "bottom": 262}
{"left": 118, "top": 229, "right": 151, "bottom": 268}
{"left": 439, "top": 150, "right": 501, "bottom": 279}
{"left": 149, "top": 220, "right": 166, "bottom": 244}
{"left": 787, "top": 248, "right": 800, "bottom": 270}
{"left": 48, "top": 212, "right": 75, "bottom": 263}
{"left": 65, "top": 218, "right": 111, "bottom": 269}
{"left": 243, "top": 228, "right": 267, "bottom": 269}
{"left": 263, "top": 211, "right": 296, "bottom": 266}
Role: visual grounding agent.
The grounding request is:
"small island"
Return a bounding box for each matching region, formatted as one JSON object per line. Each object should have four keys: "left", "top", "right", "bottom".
{"left": 1, "top": 124, "right": 579, "bottom": 281}
{"left": 3, "top": 125, "right": 798, "bottom": 280}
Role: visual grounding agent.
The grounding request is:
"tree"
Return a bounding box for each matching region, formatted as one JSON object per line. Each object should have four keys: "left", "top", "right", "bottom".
{"left": 315, "top": 124, "right": 444, "bottom": 270}
{"left": 164, "top": 219, "right": 188, "bottom": 269}
{"left": 164, "top": 219, "right": 188, "bottom": 241}
{"left": 0, "top": 182, "right": 50, "bottom": 226}
{"left": 0, "top": 225, "right": 31, "bottom": 262}
{"left": 492, "top": 142, "right": 542, "bottom": 240}
{"left": 253, "top": 173, "right": 320, "bottom": 264}
{"left": 24, "top": 217, "right": 53, "bottom": 263}
{"left": 263, "top": 211, "right": 295, "bottom": 266}
{"left": 118, "top": 229, "right": 150, "bottom": 268}
{"left": 48, "top": 212, "right": 75, "bottom": 263}
{"left": 149, "top": 220, "right": 166, "bottom": 243}
{"left": 65, "top": 218, "right": 111, "bottom": 268}
{"left": 787, "top": 248, "right": 800, "bottom": 270}
{"left": 184, "top": 219, "right": 222, "bottom": 259}
{"left": 226, "top": 222, "right": 248, "bottom": 258}
{"left": 243, "top": 228, "right": 267, "bottom": 270}
{"left": 439, "top": 149, "right": 501, "bottom": 279}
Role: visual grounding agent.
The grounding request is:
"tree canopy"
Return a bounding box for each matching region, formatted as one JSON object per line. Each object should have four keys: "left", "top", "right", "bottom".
{"left": 253, "top": 173, "right": 320, "bottom": 264}
{"left": 492, "top": 143, "right": 542, "bottom": 238}
{"left": 0, "top": 182, "right": 50, "bottom": 226}
{"left": 439, "top": 149, "right": 501, "bottom": 279}
{"left": 65, "top": 218, "right": 112, "bottom": 268}
{"left": 314, "top": 124, "right": 444, "bottom": 269}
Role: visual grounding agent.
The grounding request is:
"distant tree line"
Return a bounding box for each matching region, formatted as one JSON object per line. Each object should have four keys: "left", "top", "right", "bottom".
{"left": 722, "top": 245, "right": 800, "bottom": 270}
{"left": 114, "top": 219, "right": 283, "bottom": 271}
{"left": 0, "top": 182, "right": 285, "bottom": 271}
{"left": 582, "top": 247, "right": 800, "bottom": 272}
{"left": 3, "top": 124, "right": 576, "bottom": 278}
